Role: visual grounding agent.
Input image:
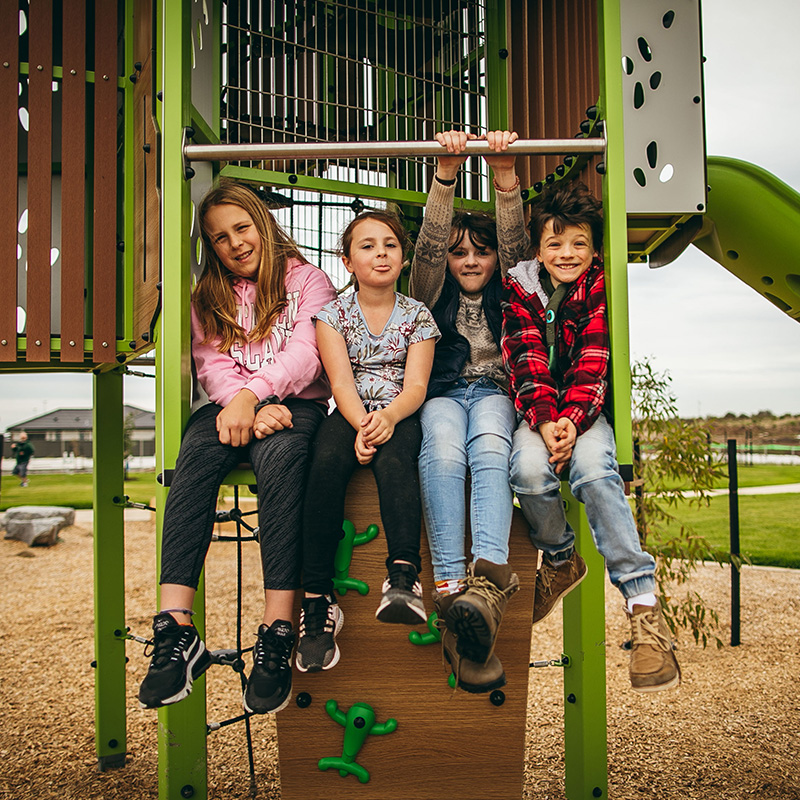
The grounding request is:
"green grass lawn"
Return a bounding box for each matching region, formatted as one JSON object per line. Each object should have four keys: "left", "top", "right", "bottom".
{"left": 657, "top": 492, "right": 800, "bottom": 569}
{"left": 656, "top": 461, "right": 800, "bottom": 491}
{"left": 0, "top": 471, "right": 157, "bottom": 511}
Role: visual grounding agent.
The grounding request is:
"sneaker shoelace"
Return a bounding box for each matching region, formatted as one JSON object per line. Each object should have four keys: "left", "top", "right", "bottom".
{"left": 389, "top": 566, "right": 420, "bottom": 594}
{"left": 301, "top": 599, "right": 334, "bottom": 638}
{"left": 630, "top": 608, "right": 671, "bottom": 652}
{"left": 255, "top": 629, "right": 291, "bottom": 674}
{"left": 149, "top": 629, "right": 191, "bottom": 668}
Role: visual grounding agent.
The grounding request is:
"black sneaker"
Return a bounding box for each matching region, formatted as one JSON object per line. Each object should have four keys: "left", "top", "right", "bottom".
{"left": 243, "top": 619, "right": 295, "bottom": 714}
{"left": 296, "top": 595, "right": 344, "bottom": 673}
{"left": 138, "top": 614, "right": 211, "bottom": 709}
{"left": 375, "top": 563, "right": 427, "bottom": 624}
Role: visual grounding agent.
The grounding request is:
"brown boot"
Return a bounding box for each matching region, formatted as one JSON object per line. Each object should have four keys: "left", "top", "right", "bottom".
{"left": 433, "top": 590, "right": 505, "bottom": 693}
{"left": 532, "top": 551, "right": 587, "bottom": 624}
{"left": 627, "top": 603, "right": 681, "bottom": 693}
{"left": 445, "top": 560, "right": 520, "bottom": 665}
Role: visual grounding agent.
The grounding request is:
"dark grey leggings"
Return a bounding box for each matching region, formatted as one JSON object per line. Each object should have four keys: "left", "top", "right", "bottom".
{"left": 301, "top": 409, "right": 423, "bottom": 595}
{"left": 159, "top": 399, "right": 325, "bottom": 591}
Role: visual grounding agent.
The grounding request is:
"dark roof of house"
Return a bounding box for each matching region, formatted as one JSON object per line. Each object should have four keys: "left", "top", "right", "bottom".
{"left": 7, "top": 406, "right": 156, "bottom": 432}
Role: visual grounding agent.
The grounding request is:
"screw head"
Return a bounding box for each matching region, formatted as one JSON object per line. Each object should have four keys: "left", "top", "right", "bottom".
{"left": 295, "top": 692, "right": 312, "bottom": 708}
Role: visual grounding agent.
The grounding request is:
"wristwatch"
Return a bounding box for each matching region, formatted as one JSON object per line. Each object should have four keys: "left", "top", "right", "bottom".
{"left": 254, "top": 395, "right": 280, "bottom": 412}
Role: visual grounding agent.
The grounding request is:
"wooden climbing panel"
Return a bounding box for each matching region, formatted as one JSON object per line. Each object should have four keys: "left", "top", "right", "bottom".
{"left": 277, "top": 468, "right": 538, "bottom": 800}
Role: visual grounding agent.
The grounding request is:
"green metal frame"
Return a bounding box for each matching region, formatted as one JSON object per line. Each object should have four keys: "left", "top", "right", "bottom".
{"left": 155, "top": 1, "right": 212, "bottom": 797}
{"left": 93, "top": 367, "right": 128, "bottom": 770}
{"left": 142, "top": 3, "right": 630, "bottom": 799}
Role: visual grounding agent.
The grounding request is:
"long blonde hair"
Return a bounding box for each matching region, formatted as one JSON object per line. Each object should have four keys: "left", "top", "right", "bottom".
{"left": 194, "top": 180, "right": 304, "bottom": 350}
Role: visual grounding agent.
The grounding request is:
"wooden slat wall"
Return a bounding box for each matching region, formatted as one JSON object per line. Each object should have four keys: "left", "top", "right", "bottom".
{"left": 0, "top": 3, "right": 18, "bottom": 361}
{"left": 508, "top": 0, "right": 600, "bottom": 198}
{"left": 92, "top": 1, "right": 118, "bottom": 362}
{"left": 26, "top": 1, "right": 54, "bottom": 362}
{"left": 132, "top": 0, "right": 161, "bottom": 349}
{"left": 61, "top": 0, "right": 87, "bottom": 362}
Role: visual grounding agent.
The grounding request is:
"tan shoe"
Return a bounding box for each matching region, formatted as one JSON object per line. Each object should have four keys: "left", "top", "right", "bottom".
{"left": 446, "top": 560, "right": 520, "bottom": 665}
{"left": 627, "top": 603, "right": 681, "bottom": 693}
{"left": 532, "top": 551, "right": 587, "bottom": 624}
{"left": 433, "top": 590, "right": 505, "bottom": 693}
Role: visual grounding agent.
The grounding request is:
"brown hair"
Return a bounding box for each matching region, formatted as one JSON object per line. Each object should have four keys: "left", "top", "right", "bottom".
{"left": 339, "top": 210, "right": 410, "bottom": 259}
{"left": 528, "top": 181, "right": 604, "bottom": 255}
{"left": 448, "top": 209, "right": 498, "bottom": 254}
{"left": 194, "top": 180, "right": 305, "bottom": 350}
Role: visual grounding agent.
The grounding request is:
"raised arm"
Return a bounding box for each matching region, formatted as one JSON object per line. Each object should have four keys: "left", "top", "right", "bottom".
{"left": 409, "top": 131, "right": 475, "bottom": 308}
{"left": 483, "top": 130, "right": 531, "bottom": 275}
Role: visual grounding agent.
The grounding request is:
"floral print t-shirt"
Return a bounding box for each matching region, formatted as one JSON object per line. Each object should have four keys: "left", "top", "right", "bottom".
{"left": 315, "top": 292, "right": 440, "bottom": 411}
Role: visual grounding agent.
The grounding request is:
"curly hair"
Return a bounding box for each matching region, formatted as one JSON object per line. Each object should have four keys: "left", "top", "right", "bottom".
{"left": 528, "top": 181, "right": 604, "bottom": 254}
{"left": 194, "top": 180, "right": 304, "bottom": 350}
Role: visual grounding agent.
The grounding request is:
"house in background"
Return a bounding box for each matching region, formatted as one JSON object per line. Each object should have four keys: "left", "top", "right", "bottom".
{"left": 3, "top": 406, "right": 156, "bottom": 459}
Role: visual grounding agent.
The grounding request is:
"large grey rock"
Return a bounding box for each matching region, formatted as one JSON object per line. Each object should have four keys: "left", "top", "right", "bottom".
{"left": 2, "top": 506, "right": 76, "bottom": 547}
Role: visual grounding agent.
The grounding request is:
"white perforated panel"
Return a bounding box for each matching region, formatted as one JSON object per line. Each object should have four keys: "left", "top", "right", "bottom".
{"left": 620, "top": 1, "right": 707, "bottom": 214}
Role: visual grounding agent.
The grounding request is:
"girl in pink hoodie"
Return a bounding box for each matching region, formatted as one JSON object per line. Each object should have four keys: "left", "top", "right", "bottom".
{"left": 138, "top": 180, "right": 336, "bottom": 716}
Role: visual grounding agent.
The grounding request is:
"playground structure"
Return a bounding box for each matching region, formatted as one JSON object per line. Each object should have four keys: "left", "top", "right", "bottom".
{"left": 2, "top": 1, "right": 799, "bottom": 798}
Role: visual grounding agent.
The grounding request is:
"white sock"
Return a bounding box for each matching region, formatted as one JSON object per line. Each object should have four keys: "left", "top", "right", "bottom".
{"left": 627, "top": 593, "right": 657, "bottom": 613}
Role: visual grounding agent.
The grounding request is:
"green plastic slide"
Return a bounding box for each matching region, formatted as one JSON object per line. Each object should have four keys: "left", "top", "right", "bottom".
{"left": 692, "top": 156, "right": 800, "bottom": 322}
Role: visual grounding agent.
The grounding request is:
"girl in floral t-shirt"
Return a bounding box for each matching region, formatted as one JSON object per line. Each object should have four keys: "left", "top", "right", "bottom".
{"left": 296, "top": 211, "right": 440, "bottom": 673}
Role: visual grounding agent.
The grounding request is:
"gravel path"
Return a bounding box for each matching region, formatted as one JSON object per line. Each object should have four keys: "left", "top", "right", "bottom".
{"left": 1, "top": 517, "right": 798, "bottom": 800}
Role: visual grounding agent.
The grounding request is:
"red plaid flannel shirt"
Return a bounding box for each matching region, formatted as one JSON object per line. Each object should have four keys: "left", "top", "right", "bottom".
{"left": 502, "top": 258, "right": 610, "bottom": 435}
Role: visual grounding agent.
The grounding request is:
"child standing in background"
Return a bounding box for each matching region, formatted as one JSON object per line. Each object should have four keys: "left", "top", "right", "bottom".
{"left": 138, "top": 180, "right": 336, "bottom": 714}
{"left": 296, "top": 210, "right": 439, "bottom": 673}
{"left": 408, "top": 130, "right": 528, "bottom": 693}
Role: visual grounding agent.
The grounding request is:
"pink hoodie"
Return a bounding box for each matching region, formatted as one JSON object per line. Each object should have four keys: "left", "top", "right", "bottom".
{"left": 191, "top": 259, "right": 337, "bottom": 408}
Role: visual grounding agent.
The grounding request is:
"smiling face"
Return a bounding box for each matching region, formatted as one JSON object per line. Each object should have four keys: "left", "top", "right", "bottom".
{"left": 446, "top": 229, "right": 498, "bottom": 294}
{"left": 203, "top": 203, "right": 262, "bottom": 279}
{"left": 342, "top": 218, "right": 404, "bottom": 289}
{"left": 536, "top": 220, "right": 597, "bottom": 288}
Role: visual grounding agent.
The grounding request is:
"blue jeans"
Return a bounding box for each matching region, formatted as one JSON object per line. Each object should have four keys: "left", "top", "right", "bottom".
{"left": 419, "top": 378, "right": 516, "bottom": 582}
{"left": 509, "top": 414, "right": 656, "bottom": 599}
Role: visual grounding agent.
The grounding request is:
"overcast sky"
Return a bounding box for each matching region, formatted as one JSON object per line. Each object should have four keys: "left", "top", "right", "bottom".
{"left": 2, "top": 0, "right": 799, "bottom": 431}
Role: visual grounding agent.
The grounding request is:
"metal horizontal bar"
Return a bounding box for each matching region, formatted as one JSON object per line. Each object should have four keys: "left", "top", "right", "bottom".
{"left": 184, "top": 138, "right": 605, "bottom": 163}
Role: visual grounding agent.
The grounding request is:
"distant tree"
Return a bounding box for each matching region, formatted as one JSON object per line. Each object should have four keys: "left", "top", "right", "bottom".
{"left": 631, "top": 357, "right": 732, "bottom": 648}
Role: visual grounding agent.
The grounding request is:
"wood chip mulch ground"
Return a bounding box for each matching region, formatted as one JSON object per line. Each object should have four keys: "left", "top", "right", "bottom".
{"left": 0, "top": 517, "right": 798, "bottom": 800}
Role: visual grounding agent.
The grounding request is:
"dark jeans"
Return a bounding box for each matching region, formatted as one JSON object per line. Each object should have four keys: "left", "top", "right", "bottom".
{"left": 301, "top": 409, "right": 423, "bottom": 595}
{"left": 159, "top": 399, "right": 325, "bottom": 591}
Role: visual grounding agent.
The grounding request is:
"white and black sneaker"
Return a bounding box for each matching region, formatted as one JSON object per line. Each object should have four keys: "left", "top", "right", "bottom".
{"left": 138, "top": 613, "right": 211, "bottom": 709}
{"left": 296, "top": 595, "right": 344, "bottom": 673}
{"left": 375, "top": 562, "right": 427, "bottom": 624}
{"left": 243, "top": 619, "right": 295, "bottom": 714}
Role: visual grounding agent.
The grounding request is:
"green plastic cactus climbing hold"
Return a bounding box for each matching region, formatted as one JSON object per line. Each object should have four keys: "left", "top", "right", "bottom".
{"left": 332, "top": 521, "right": 379, "bottom": 596}
{"left": 408, "top": 611, "right": 442, "bottom": 645}
{"left": 318, "top": 699, "right": 398, "bottom": 784}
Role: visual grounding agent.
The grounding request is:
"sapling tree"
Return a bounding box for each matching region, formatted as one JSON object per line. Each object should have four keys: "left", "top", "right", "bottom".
{"left": 631, "top": 357, "right": 732, "bottom": 648}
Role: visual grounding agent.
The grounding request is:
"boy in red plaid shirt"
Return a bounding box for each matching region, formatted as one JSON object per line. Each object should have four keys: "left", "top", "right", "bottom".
{"left": 499, "top": 178, "right": 680, "bottom": 693}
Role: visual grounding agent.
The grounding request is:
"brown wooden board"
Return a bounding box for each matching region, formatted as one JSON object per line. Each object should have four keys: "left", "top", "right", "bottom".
{"left": 0, "top": 2, "right": 19, "bottom": 361}
{"left": 277, "top": 469, "right": 538, "bottom": 800}
{"left": 132, "top": 47, "right": 161, "bottom": 350}
{"left": 60, "top": 0, "right": 87, "bottom": 362}
{"left": 26, "top": 1, "right": 53, "bottom": 362}
{"left": 92, "top": 0, "right": 118, "bottom": 362}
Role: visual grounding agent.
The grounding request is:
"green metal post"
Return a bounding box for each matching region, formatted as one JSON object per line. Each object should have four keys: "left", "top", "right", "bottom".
{"left": 485, "top": 0, "right": 509, "bottom": 131}
{"left": 93, "top": 367, "right": 128, "bottom": 771}
{"left": 560, "top": 1, "right": 632, "bottom": 797}
{"left": 598, "top": 0, "right": 634, "bottom": 464}
{"left": 562, "top": 495, "right": 608, "bottom": 799}
{"left": 157, "top": 1, "right": 208, "bottom": 798}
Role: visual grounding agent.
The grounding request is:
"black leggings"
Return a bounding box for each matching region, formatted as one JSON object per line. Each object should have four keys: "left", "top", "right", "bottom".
{"left": 301, "top": 409, "right": 423, "bottom": 596}
{"left": 159, "top": 399, "right": 325, "bottom": 591}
